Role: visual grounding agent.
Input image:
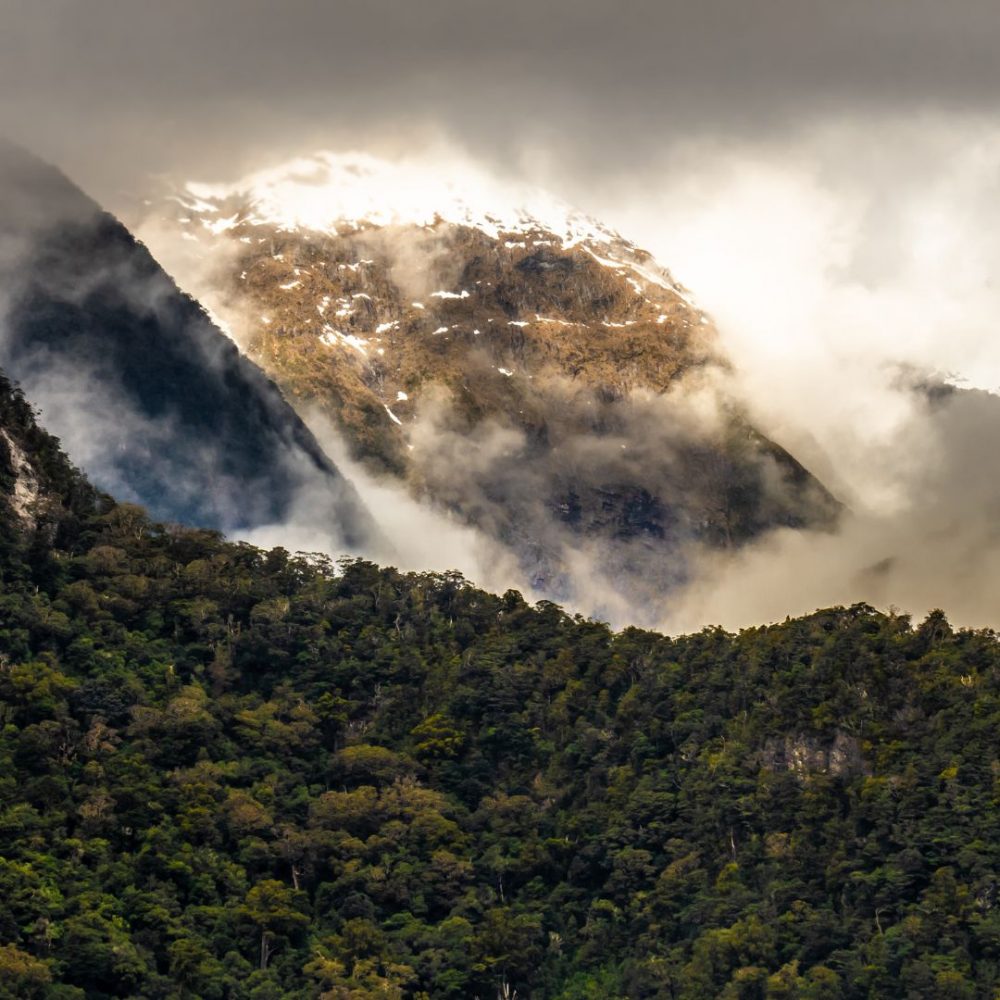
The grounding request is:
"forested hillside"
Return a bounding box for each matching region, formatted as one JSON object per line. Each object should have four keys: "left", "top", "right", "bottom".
{"left": 0, "top": 375, "right": 999, "bottom": 999}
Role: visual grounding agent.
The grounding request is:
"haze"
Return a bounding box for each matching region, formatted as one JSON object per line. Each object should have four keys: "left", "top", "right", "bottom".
{"left": 6, "top": 0, "right": 1000, "bottom": 630}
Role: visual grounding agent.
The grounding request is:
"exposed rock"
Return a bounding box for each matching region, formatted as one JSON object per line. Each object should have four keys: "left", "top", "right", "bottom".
{"left": 0, "top": 427, "right": 40, "bottom": 526}
{"left": 761, "top": 731, "right": 866, "bottom": 778}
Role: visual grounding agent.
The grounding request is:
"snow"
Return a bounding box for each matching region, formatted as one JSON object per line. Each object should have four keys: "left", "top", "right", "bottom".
{"left": 432, "top": 326, "right": 449, "bottom": 335}
{"left": 182, "top": 150, "right": 624, "bottom": 248}
{"left": 497, "top": 367, "right": 514, "bottom": 377}
{"left": 279, "top": 280, "right": 302, "bottom": 290}
{"left": 396, "top": 391, "right": 408, "bottom": 401}
{"left": 535, "top": 314, "right": 580, "bottom": 327}
{"left": 508, "top": 321, "right": 528, "bottom": 328}
{"left": 383, "top": 405, "right": 402, "bottom": 425}
{"left": 169, "top": 193, "right": 218, "bottom": 215}
{"left": 175, "top": 151, "right": 695, "bottom": 322}
{"left": 376, "top": 322, "right": 398, "bottom": 334}
{"left": 319, "top": 328, "right": 369, "bottom": 354}
{"left": 203, "top": 214, "right": 239, "bottom": 236}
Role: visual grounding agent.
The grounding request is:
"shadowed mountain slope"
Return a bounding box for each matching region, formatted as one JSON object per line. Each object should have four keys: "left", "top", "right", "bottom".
{"left": 0, "top": 140, "right": 376, "bottom": 552}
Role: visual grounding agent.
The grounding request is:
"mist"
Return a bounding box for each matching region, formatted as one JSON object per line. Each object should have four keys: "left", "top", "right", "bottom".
{"left": 6, "top": 1, "right": 1000, "bottom": 631}
{"left": 572, "top": 115, "right": 1000, "bottom": 631}
{"left": 124, "top": 112, "right": 1000, "bottom": 633}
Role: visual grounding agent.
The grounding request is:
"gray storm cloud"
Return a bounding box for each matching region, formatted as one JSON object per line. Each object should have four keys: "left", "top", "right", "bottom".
{"left": 4, "top": 0, "right": 1000, "bottom": 202}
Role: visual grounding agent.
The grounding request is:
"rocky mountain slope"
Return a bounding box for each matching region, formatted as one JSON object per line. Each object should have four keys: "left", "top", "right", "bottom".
{"left": 140, "top": 152, "right": 839, "bottom": 610}
{"left": 0, "top": 140, "right": 376, "bottom": 552}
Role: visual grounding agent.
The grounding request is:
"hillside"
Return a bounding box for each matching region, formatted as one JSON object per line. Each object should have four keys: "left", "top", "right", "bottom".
{"left": 0, "top": 372, "right": 997, "bottom": 999}
{"left": 0, "top": 140, "right": 376, "bottom": 552}
{"left": 139, "top": 153, "right": 840, "bottom": 611}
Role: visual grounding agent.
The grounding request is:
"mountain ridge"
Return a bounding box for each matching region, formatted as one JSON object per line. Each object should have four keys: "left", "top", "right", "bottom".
{"left": 138, "top": 151, "right": 840, "bottom": 613}
{"left": 0, "top": 140, "right": 378, "bottom": 553}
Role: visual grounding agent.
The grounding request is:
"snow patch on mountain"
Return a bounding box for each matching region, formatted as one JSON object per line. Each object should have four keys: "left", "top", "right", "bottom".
{"left": 170, "top": 151, "right": 691, "bottom": 301}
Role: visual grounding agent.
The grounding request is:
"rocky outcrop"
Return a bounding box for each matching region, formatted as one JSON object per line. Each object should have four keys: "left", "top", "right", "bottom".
{"left": 761, "top": 731, "right": 866, "bottom": 778}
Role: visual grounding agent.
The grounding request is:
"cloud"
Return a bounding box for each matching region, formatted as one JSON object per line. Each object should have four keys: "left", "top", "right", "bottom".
{"left": 571, "top": 117, "right": 1000, "bottom": 630}
{"left": 278, "top": 406, "right": 538, "bottom": 600}
{"left": 6, "top": 1, "right": 1000, "bottom": 203}
{"left": 257, "top": 367, "right": 826, "bottom": 630}
{"left": 130, "top": 114, "right": 1000, "bottom": 632}
{"left": 0, "top": 142, "right": 381, "bottom": 555}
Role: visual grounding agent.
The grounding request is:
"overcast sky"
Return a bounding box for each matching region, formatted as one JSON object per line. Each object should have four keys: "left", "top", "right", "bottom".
{"left": 3, "top": 0, "right": 1000, "bottom": 199}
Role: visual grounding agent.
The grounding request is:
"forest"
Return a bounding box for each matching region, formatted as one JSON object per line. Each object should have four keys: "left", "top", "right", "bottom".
{"left": 0, "top": 375, "right": 999, "bottom": 999}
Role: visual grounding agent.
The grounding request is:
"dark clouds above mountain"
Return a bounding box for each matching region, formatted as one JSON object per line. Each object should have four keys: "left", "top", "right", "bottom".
{"left": 3, "top": 0, "right": 1000, "bottom": 197}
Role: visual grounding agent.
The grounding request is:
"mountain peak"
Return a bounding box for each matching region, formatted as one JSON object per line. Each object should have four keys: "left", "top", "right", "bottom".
{"left": 179, "top": 150, "right": 620, "bottom": 246}
{"left": 139, "top": 151, "right": 839, "bottom": 618}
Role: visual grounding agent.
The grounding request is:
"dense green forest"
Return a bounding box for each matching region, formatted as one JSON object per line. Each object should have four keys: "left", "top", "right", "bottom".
{"left": 1, "top": 375, "right": 999, "bottom": 999}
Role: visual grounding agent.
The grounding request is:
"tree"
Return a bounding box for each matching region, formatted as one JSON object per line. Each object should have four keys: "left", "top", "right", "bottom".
{"left": 240, "top": 879, "right": 309, "bottom": 970}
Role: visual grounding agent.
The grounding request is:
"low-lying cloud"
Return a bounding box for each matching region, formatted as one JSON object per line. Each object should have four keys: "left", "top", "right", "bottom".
{"left": 574, "top": 115, "right": 1000, "bottom": 631}
{"left": 17, "top": 114, "right": 1000, "bottom": 635}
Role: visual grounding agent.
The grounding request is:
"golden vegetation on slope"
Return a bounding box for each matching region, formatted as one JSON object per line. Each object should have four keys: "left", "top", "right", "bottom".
{"left": 216, "top": 221, "right": 716, "bottom": 475}
{"left": 165, "top": 208, "right": 838, "bottom": 610}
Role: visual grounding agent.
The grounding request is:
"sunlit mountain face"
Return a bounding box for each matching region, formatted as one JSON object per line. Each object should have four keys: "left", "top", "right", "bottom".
{"left": 138, "top": 151, "right": 840, "bottom": 623}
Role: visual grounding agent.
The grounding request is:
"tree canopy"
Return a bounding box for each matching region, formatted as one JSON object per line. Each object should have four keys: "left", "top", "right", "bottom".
{"left": 0, "top": 377, "right": 999, "bottom": 998}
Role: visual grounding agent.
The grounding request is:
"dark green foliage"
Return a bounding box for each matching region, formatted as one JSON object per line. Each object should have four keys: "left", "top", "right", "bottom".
{"left": 0, "top": 383, "right": 999, "bottom": 997}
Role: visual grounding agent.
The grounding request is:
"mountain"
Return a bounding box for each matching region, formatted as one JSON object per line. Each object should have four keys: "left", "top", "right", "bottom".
{"left": 0, "top": 140, "right": 376, "bottom": 552}
{"left": 139, "top": 152, "right": 839, "bottom": 612}
{"left": 0, "top": 366, "right": 100, "bottom": 577}
{"left": 0, "top": 370, "right": 996, "bottom": 998}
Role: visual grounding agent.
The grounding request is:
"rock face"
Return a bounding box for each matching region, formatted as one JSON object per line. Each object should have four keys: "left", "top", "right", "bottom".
{"left": 0, "top": 366, "right": 99, "bottom": 567}
{"left": 140, "top": 152, "right": 840, "bottom": 612}
{"left": 761, "top": 732, "right": 866, "bottom": 779}
{"left": 0, "top": 141, "right": 377, "bottom": 552}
